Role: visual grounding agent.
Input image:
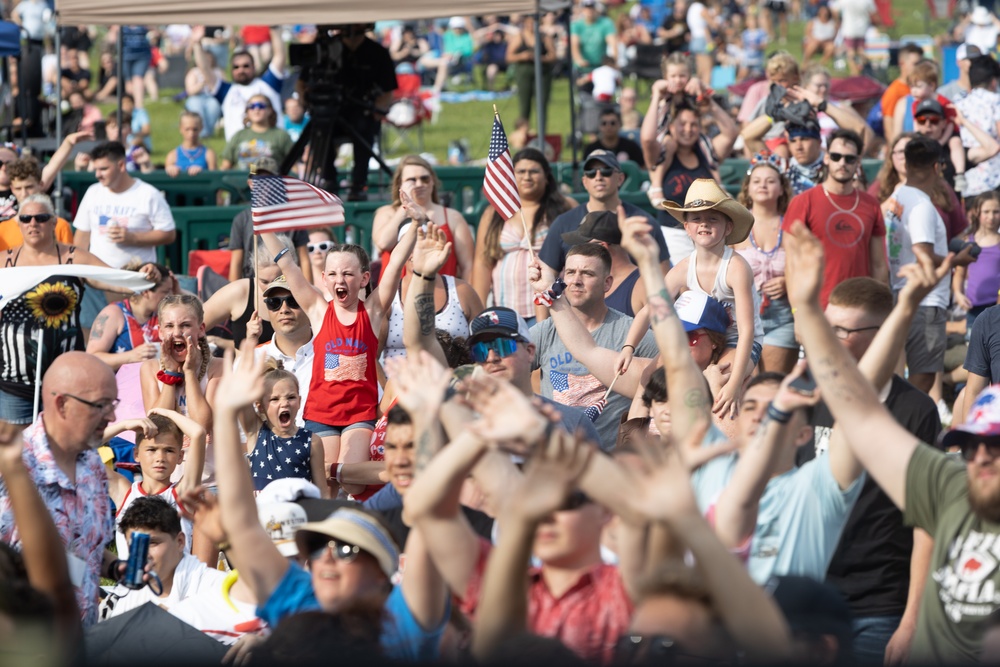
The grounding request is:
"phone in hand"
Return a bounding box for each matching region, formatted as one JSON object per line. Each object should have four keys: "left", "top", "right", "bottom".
{"left": 788, "top": 366, "right": 816, "bottom": 396}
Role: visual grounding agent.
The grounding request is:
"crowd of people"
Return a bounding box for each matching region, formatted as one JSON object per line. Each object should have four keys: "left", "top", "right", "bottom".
{"left": 6, "top": 2, "right": 1000, "bottom": 666}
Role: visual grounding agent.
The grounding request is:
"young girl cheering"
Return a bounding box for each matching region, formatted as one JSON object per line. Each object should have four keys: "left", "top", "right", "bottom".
{"left": 239, "top": 358, "right": 328, "bottom": 496}
{"left": 260, "top": 196, "right": 418, "bottom": 497}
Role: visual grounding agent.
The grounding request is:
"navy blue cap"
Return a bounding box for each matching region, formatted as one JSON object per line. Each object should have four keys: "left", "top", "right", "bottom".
{"left": 469, "top": 307, "right": 532, "bottom": 343}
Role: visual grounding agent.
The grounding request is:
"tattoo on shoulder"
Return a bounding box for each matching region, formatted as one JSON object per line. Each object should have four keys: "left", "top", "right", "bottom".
{"left": 649, "top": 289, "right": 676, "bottom": 324}
{"left": 91, "top": 314, "right": 109, "bottom": 340}
{"left": 414, "top": 292, "right": 435, "bottom": 337}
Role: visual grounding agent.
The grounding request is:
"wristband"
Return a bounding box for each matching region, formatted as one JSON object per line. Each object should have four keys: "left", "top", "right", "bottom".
{"left": 816, "top": 100, "right": 828, "bottom": 113}
{"left": 273, "top": 247, "right": 290, "bottom": 263}
{"left": 156, "top": 369, "right": 185, "bottom": 386}
{"left": 766, "top": 402, "right": 792, "bottom": 424}
{"left": 533, "top": 278, "right": 567, "bottom": 307}
{"left": 411, "top": 269, "right": 436, "bottom": 281}
{"left": 621, "top": 344, "right": 635, "bottom": 353}
{"left": 764, "top": 114, "right": 774, "bottom": 125}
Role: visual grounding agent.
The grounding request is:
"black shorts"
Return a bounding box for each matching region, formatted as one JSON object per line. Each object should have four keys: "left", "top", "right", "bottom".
{"left": 765, "top": 0, "right": 788, "bottom": 14}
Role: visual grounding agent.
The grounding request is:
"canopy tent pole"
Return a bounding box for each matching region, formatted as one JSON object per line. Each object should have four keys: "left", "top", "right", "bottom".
{"left": 532, "top": 1, "right": 545, "bottom": 146}
{"left": 116, "top": 26, "right": 122, "bottom": 133}
{"left": 563, "top": 8, "right": 578, "bottom": 182}
{"left": 53, "top": 15, "right": 62, "bottom": 214}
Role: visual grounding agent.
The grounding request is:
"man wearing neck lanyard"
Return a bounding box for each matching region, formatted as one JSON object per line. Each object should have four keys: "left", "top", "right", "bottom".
{"left": 782, "top": 128, "right": 889, "bottom": 308}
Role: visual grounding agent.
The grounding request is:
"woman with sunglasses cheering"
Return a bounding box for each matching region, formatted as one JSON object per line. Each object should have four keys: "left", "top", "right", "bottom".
{"left": 220, "top": 95, "right": 292, "bottom": 171}
{"left": 307, "top": 228, "right": 336, "bottom": 301}
{"left": 0, "top": 194, "right": 160, "bottom": 423}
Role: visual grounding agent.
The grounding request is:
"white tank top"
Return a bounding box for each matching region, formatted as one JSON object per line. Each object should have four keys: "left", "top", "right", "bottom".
{"left": 811, "top": 17, "right": 837, "bottom": 42}
{"left": 381, "top": 275, "right": 470, "bottom": 371}
{"left": 686, "top": 246, "right": 764, "bottom": 345}
{"left": 115, "top": 480, "right": 194, "bottom": 558}
{"left": 159, "top": 372, "right": 216, "bottom": 487}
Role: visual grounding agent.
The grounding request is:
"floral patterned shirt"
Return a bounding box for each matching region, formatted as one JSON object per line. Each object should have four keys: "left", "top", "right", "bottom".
{"left": 0, "top": 414, "right": 113, "bottom": 626}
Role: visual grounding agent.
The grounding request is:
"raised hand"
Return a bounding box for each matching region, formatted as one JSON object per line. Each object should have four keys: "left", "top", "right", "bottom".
{"left": 772, "top": 361, "right": 823, "bottom": 414}
{"left": 897, "top": 253, "right": 954, "bottom": 309}
{"left": 783, "top": 222, "right": 825, "bottom": 311}
{"left": 385, "top": 350, "right": 454, "bottom": 418}
{"left": 0, "top": 421, "right": 26, "bottom": 470}
{"left": 527, "top": 257, "right": 552, "bottom": 294}
{"left": 509, "top": 428, "right": 595, "bottom": 524}
{"left": 177, "top": 485, "right": 226, "bottom": 546}
{"left": 245, "top": 310, "right": 263, "bottom": 343}
{"left": 214, "top": 343, "right": 267, "bottom": 413}
{"left": 400, "top": 188, "right": 429, "bottom": 224}
{"left": 464, "top": 371, "right": 549, "bottom": 455}
{"left": 181, "top": 335, "right": 202, "bottom": 375}
{"left": 618, "top": 204, "right": 659, "bottom": 265}
{"left": 123, "top": 417, "right": 159, "bottom": 441}
{"left": 411, "top": 222, "right": 453, "bottom": 276}
{"left": 630, "top": 420, "right": 708, "bottom": 522}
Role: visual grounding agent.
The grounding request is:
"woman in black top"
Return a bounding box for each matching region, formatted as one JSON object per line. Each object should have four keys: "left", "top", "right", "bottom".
{"left": 507, "top": 14, "right": 558, "bottom": 126}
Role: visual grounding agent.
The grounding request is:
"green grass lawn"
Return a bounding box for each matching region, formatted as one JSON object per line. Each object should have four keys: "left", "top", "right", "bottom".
{"left": 101, "top": 0, "right": 947, "bottom": 167}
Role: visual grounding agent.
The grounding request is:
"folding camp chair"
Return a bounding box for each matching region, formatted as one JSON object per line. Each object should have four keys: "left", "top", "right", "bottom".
{"left": 382, "top": 71, "right": 430, "bottom": 154}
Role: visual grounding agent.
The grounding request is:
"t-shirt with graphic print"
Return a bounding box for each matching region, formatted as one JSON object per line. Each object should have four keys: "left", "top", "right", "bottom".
{"left": 221, "top": 127, "right": 293, "bottom": 171}
{"left": 905, "top": 444, "right": 1000, "bottom": 664}
{"left": 530, "top": 308, "right": 657, "bottom": 451}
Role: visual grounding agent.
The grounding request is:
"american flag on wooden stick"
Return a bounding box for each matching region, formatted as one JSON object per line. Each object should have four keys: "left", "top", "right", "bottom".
{"left": 251, "top": 174, "right": 345, "bottom": 234}
{"left": 483, "top": 113, "right": 521, "bottom": 220}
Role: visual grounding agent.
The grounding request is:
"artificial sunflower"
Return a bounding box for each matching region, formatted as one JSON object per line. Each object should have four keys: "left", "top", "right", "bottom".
{"left": 25, "top": 282, "right": 78, "bottom": 329}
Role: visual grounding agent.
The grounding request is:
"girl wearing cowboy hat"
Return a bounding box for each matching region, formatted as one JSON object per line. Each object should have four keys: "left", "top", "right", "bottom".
{"left": 662, "top": 179, "right": 763, "bottom": 419}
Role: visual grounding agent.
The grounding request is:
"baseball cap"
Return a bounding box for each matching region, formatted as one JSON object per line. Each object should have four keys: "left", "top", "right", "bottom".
{"left": 957, "top": 43, "right": 984, "bottom": 63}
{"left": 262, "top": 274, "right": 292, "bottom": 296}
{"left": 583, "top": 148, "right": 621, "bottom": 172}
{"left": 675, "top": 291, "right": 730, "bottom": 334}
{"left": 448, "top": 16, "right": 465, "bottom": 29}
{"left": 257, "top": 501, "right": 309, "bottom": 557}
{"left": 468, "top": 306, "right": 532, "bottom": 344}
{"left": 294, "top": 507, "right": 400, "bottom": 579}
{"left": 914, "top": 98, "right": 945, "bottom": 118}
{"left": 786, "top": 121, "right": 821, "bottom": 140}
{"left": 769, "top": 575, "right": 853, "bottom": 648}
{"left": 941, "top": 385, "right": 1000, "bottom": 449}
{"left": 561, "top": 210, "right": 622, "bottom": 245}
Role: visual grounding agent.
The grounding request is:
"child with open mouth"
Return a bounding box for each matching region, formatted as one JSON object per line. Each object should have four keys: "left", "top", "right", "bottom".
{"left": 242, "top": 359, "right": 328, "bottom": 496}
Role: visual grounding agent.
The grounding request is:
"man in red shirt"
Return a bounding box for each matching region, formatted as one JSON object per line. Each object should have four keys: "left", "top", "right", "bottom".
{"left": 783, "top": 129, "right": 889, "bottom": 307}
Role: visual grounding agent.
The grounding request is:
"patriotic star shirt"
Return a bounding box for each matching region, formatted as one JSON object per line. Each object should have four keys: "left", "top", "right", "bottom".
{"left": 248, "top": 424, "right": 314, "bottom": 491}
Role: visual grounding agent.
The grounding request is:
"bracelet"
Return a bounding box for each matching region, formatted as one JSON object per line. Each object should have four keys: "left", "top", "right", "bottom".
{"left": 533, "top": 277, "right": 567, "bottom": 307}
{"left": 621, "top": 344, "right": 635, "bottom": 352}
{"left": 411, "top": 269, "right": 436, "bottom": 281}
{"left": 764, "top": 114, "right": 774, "bottom": 125}
{"left": 273, "top": 247, "right": 290, "bottom": 263}
{"left": 766, "top": 402, "right": 792, "bottom": 424}
{"left": 335, "top": 463, "right": 344, "bottom": 485}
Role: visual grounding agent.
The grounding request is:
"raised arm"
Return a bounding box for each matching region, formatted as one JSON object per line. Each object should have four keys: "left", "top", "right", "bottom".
{"left": 402, "top": 222, "right": 452, "bottom": 366}
{"left": 784, "top": 223, "right": 949, "bottom": 510}
{"left": 148, "top": 407, "right": 207, "bottom": 493}
{"left": 190, "top": 26, "right": 219, "bottom": 92}
{"left": 260, "top": 231, "right": 326, "bottom": 325}
{"left": 640, "top": 82, "right": 668, "bottom": 167}
{"left": 269, "top": 27, "right": 285, "bottom": 74}
{"left": 618, "top": 206, "right": 712, "bottom": 446}
{"left": 708, "top": 99, "right": 739, "bottom": 159}
{"left": 212, "top": 344, "right": 290, "bottom": 601}
{"left": 41, "top": 131, "right": 94, "bottom": 191}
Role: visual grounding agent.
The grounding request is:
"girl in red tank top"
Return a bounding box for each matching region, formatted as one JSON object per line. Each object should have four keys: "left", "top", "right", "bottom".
{"left": 260, "top": 217, "right": 417, "bottom": 497}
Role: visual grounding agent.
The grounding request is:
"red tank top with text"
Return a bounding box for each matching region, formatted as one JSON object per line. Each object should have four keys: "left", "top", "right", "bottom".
{"left": 304, "top": 303, "right": 379, "bottom": 426}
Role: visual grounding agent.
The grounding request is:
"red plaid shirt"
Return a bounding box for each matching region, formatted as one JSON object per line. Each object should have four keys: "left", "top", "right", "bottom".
{"left": 460, "top": 537, "right": 632, "bottom": 664}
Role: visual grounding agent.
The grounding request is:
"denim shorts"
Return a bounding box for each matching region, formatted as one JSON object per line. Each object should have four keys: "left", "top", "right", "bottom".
{"left": 122, "top": 56, "right": 150, "bottom": 79}
{"left": 0, "top": 388, "right": 34, "bottom": 424}
{"left": 760, "top": 297, "right": 798, "bottom": 350}
{"left": 689, "top": 37, "right": 709, "bottom": 55}
{"left": 304, "top": 419, "right": 376, "bottom": 438}
{"left": 727, "top": 340, "right": 763, "bottom": 367}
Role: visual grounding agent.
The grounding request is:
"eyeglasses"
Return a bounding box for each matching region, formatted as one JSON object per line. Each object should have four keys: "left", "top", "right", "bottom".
{"left": 246, "top": 102, "right": 270, "bottom": 111}
{"left": 57, "top": 392, "right": 120, "bottom": 414}
{"left": 308, "top": 241, "right": 333, "bottom": 253}
{"left": 687, "top": 330, "right": 710, "bottom": 346}
{"left": 828, "top": 152, "right": 859, "bottom": 165}
{"left": 263, "top": 294, "right": 300, "bottom": 311}
{"left": 232, "top": 63, "right": 253, "bottom": 70}
{"left": 915, "top": 115, "right": 942, "bottom": 126}
{"left": 960, "top": 440, "right": 1000, "bottom": 462}
{"left": 19, "top": 213, "right": 53, "bottom": 223}
{"left": 470, "top": 337, "right": 520, "bottom": 363}
{"left": 584, "top": 167, "right": 616, "bottom": 178}
{"left": 309, "top": 539, "right": 361, "bottom": 563}
{"left": 831, "top": 324, "right": 879, "bottom": 339}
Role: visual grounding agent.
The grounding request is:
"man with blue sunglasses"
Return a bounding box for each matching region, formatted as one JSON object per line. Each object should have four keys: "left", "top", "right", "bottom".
{"left": 467, "top": 306, "right": 601, "bottom": 444}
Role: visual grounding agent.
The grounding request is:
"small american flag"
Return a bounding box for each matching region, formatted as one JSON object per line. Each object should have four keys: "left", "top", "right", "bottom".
{"left": 251, "top": 174, "right": 345, "bottom": 234}
{"left": 483, "top": 114, "right": 521, "bottom": 221}
{"left": 550, "top": 370, "right": 606, "bottom": 422}
{"left": 324, "top": 352, "right": 368, "bottom": 382}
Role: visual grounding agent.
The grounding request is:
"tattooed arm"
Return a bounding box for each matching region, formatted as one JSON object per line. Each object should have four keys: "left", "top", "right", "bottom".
{"left": 402, "top": 223, "right": 453, "bottom": 367}
{"left": 617, "top": 206, "right": 713, "bottom": 450}
{"left": 784, "top": 224, "right": 952, "bottom": 510}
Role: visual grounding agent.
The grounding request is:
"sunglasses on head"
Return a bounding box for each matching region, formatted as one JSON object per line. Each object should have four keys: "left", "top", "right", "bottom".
{"left": 308, "top": 241, "right": 333, "bottom": 253}
{"left": 959, "top": 440, "right": 1000, "bottom": 462}
{"left": 915, "top": 115, "right": 942, "bottom": 125}
{"left": 828, "top": 152, "right": 859, "bottom": 165}
{"left": 19, "top": 213, "right": 53, "bottom": 223}
{"left": 470, "top": 337, "right": 520, "bottom": 363}
{"left": 263, "top": 294, "right": 300, "bottom": 311}
{"left": 246, "top": 102, "right": 270, "bottom": 111}
{"left": 308, "top": 539, "right": 361, "bottom": 563}
{"left": 584, "top": 167, "right": 615, "bottom": 178}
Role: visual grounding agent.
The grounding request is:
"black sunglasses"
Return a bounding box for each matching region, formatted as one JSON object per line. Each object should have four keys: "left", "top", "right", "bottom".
{"left": 263, "top": 294, "right": 300, "bottom": 311}
{"left": 828, "top": 152, "right": 859, "bottom": 165}
{"left": 960, "top": 440, "right": 1000, "bottom": 462}
{"left": 19, "top": 213, "right": 53, "bottom": 223}
{"left": 584, "top": 167, "right": 616, "bottom": 178}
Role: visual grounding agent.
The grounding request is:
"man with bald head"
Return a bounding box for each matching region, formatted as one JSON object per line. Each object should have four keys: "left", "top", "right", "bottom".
{"left": 0, "top": 351, "right": 121, "bottom": 626}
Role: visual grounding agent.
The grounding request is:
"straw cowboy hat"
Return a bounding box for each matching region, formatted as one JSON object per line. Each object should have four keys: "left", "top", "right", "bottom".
{"left": 660, "top": 178, "right": 755, "bottom": 245}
